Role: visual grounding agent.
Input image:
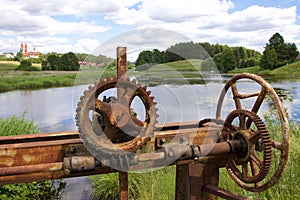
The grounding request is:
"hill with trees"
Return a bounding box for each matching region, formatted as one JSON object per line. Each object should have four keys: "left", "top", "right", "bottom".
{"left": 135, "top": 41, "right": 261, "bottom": 73}
{"left": 135, "top": 32, "right": 298, "bottom": 73}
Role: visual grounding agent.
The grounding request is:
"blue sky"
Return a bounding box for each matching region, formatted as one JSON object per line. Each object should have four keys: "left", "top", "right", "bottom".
{"left": 0, "top": 0, "right": 299, "bottom": 60}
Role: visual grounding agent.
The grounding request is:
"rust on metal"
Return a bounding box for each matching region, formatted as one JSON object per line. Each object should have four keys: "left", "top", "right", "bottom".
{"left": 117, "top": 46, "right": 127, "bottom": 79}
{"left": 203, "top": 184, "right": 252, "bottom": 200}
{"left": 119, "top": 172, "right": 129, "bottom": 200}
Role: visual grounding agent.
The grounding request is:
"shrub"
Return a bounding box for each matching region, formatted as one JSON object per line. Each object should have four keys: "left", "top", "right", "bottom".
{"left": 16, "top": 60, "right": 40, "bottom": 71}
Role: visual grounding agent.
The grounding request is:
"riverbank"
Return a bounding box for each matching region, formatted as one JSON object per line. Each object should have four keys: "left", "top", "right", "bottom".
{"left": 0, "top": 59, "right": 299, "bottom": 93}
{"left": 228, "top": 60, "right": 300, "bottom": 81}
{"left": 0, "top": 61, "right": 115, "bottom": 92}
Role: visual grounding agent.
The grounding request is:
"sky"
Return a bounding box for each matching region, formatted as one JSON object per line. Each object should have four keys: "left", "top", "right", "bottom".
{"left": 0, "top": 0, "right": 299, "bottom": 60}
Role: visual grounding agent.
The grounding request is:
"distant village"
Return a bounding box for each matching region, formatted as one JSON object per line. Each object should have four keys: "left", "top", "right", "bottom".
{"left": 1, "top": 42, "right": 40, "bottom": 60}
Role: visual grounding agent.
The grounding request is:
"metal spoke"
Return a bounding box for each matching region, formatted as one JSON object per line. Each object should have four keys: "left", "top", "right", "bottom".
{"left": 250, "top": 153, "right": 263, "bottom": 168}
{"left": 242, "top": 162, "right": 249, "bottom": 178}
{"left": 231, "top": 83, "right": 242, "bottom": 110}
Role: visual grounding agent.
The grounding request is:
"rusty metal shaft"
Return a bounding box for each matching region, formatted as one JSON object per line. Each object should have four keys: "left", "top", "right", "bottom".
{"left": 133, "top": 140, "right": 243, "bottom": 165}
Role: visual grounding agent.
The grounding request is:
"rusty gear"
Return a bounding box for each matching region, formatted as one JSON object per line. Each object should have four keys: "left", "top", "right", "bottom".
{"left": 223, "top": 110, "right": 272, "bottom": 191}
{"left": 217, "top": 73, "right": 290, "bottom": 192}
{"left": 76, "top": 76, "right": 157, "bottom": 160}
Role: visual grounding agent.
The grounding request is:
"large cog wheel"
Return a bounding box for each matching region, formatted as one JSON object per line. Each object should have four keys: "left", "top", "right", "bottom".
{"left": 76, "top": 76, "right": 157, "bottom": 164}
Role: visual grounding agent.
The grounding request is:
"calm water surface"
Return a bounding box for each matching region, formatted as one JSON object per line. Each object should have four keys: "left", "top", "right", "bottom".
{"left": 0, "top": 80, "right": 299, "bottom": 132}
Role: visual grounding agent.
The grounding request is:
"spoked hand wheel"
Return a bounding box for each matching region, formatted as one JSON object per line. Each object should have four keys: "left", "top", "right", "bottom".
{"left": 217, "top": 73, "right": 289, "bottom": 192}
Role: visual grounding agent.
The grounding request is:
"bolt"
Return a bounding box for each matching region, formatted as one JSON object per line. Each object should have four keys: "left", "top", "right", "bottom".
{"left": 64, "top": 168, "right": 71, "bottom": 175}
{"left": 69, "top": 146, "right": 76, "bottom": 153}
{"left": 168, "top": 151, "right": 174, "bottom": 157}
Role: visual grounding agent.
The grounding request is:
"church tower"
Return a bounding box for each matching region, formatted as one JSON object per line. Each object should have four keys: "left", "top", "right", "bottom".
{"left": 20, "top": 42, "right": 24, "bottom": 52}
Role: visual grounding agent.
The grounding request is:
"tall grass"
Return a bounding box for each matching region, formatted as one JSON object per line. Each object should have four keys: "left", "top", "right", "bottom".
{"left": 0, "top": 112, "right": 39, "bottom": 135}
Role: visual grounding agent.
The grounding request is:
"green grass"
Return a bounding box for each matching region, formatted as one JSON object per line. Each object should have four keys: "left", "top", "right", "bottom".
{"left": 0, "top": 112, "right": 39, "bottom": 136}
{"left": 0, "top": 61, "right": 116, "bottom": 92}
{"left": 229, "top": 65, "right": 272, "bottom": 75}
{"left": 229, "top": 60, "right": 300, "bottom": 81}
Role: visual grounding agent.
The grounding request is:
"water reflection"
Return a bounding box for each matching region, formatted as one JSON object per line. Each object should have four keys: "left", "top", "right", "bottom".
{"left": 0, "top": 80, "right": 299, "bottom": 133}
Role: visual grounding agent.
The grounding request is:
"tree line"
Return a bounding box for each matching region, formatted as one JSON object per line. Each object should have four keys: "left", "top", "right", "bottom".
{"left": 42, "top": 52, "right": 80, "bottom": 71}
{"left": 135, "top": 32, "right": 299, "bottom": 73}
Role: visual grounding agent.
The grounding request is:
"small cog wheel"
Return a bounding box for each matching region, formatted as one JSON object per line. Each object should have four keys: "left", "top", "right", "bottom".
{"left": 76, "top": 76, "right": 157, "bottom": 166}
{"left": 223, "top": 109, "right": 272, "bottom": 191}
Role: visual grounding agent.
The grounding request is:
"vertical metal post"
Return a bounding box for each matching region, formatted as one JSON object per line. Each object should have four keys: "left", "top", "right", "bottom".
{"left": 175, "top": 163, "right": 220, "bottom": 200}
{"left": 117, "top": 47, "right": 129, "bottom": 200}
{"left": 175, "top": 164, "right": 190, "bottom": 200}
{"left": 188, "top": 163, "right": 219, "bottom": 200}
{"left": 117, "top": 47, "right": 127, "bottom": 79}
{"left": 119, "top": 172, "right": 129, "bottom": 200}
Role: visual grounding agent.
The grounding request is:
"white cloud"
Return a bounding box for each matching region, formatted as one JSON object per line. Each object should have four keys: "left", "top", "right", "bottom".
{"left": 0, "top": 0, "right": 111, "bottom": 37}
{"left": 0, "top": 0, "right": 299, "bottom": 54}
{"left": 105, "top": 1, "right": 300, "bottom": 52}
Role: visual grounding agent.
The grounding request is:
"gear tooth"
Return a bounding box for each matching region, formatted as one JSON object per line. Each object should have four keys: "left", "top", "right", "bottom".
{"left": 106, "top": 76, "right": 111, "bottom": 81}
{"left": 132, "top": 79, "right": 137, "bottom": 84}
{"left": 88, "top": 85, "right": 94, "bottom": 90}
{"left": 83, "top": 90, "right": 89, "bottom": 96}
{"left": 80, "top": 95, "right": 85, "bottom": 102}
{"left": 99, "top": 78, "right": 105, "bottom": 84}
{"left": 142, "top": 85, "right": 147, "bottom": 91}
{"left": 149, "top": 96, "right": 154, "bottom": 101}
{"left": 146, "top": 91, "right": 151, "bottom": 95}
{"left": 94, "top": 81, "right": 98, "bottom": 87}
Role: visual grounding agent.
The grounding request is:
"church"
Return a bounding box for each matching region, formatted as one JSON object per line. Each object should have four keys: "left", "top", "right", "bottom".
{"left": 20, "top": 42, "right": 40, "bottom": 58}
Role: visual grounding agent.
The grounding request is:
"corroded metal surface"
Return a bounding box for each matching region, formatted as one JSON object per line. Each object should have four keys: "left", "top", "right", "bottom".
{"left": 216, "top": 73, "right": 290, "bottom": 192}
{"left": 203, "top": 184, "right": 252, "bottom": 200}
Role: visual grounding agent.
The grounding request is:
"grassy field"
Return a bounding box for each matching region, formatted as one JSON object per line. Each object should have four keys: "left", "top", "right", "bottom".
{"left": 229, "top": 60, "right": 300, "bottom": 81}
{"left": 0, "top": 61, "right": 115, "bottom": 92}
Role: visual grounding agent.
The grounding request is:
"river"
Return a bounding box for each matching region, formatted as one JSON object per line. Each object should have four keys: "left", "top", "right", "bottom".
{"left": 0, "top": 77, "right": 299, "bottom": 199}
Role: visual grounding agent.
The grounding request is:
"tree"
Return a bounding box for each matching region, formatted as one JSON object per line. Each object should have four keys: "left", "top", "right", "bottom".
{"left": 215, "top": 48, "right": 236, "bottom": 73}
{"left": 260, "top": 47, "right": 278, "bottom": 70}
{"left": 136, "top": 50, "right": 154, "bottom": 66}
{"left": 60, "top": 52, "right": 80, "bottom": 71}
{"left": 16, "top": 60, "right": 39, "bottom": 71}
{"left": 286, "top": 43, "right": 299, "bottom": 61}
{"left": 45, "top": 54, "right": 60, "bottom": 70}
{"left": 260, "top": 32, "right": 299, "bottom": 70}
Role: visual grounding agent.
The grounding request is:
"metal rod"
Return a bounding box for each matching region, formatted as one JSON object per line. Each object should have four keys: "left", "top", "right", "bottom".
{"left": 204, "top": 184, "right": 252, "bottom": 200}
{"left": 0, "top": 162, "right": 62, "bottom": 176}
